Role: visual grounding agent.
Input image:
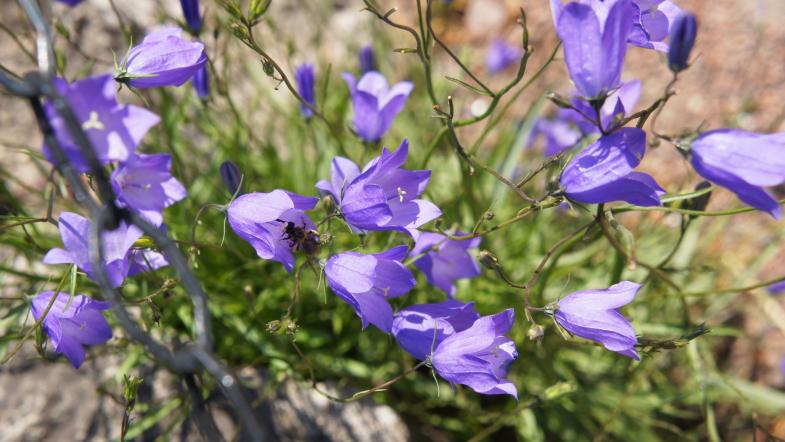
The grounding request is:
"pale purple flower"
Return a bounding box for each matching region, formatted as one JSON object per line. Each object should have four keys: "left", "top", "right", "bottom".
{"left": 342, "top": 71, "right": 413, "bottom": 141}
{"left": 485, "top": 40, "right": 522, "bottom": 74}
{"left": 560, "top": 127, "right": 664, "bottom": 206}
{"left": 668, "top": 12, "right": 697, "bottom": 72}
{"left": 325, "top": 246, "right": 415, "bottom": 333}
{"left": 43, "top": 212, "right": 143, "bottom": 288}
{"left": 554, "top": 281, "right": 641, "bottom": 360}
{"left": 31, "top": 291, "right": 112, "bottom": 368}
{"left": 43, "top": 74, "right": 159, "bottom": 173}
{"left": 111, "top": 153, "right": 187, "bottom": 227}
{"left": 295, "top": 63, "right": 316, "bottom": 119}
{"left": 226, "top": 190, "right": 319, "bottom": 272}
{"left": 118, "top": 27, "right": 207, "bottom": 89}
{"left": 554, "top": 0, "right": 635, "bottom": 99}
{"left": 431, "top": 309, "right": 518, "bottom": 398}
{"left": 690, "top": 130, "right": 785, "bottom": 219}
{"left": 410, "top": 232, "right": 481, "bottom": 297}
{"left": 316, "top": 140, "right": 442, "bottom": 235}
{"left": 392, "top": 300, "right": 480, "bottom": 361}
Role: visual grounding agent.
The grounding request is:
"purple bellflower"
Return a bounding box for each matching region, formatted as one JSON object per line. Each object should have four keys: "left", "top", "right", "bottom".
{"left": 116, "top": 27, "right": 207, "bottom": 89}
{"left": 359, "top": 45, "right": 377, "bottom": 75}
{"left": 768, "top": 280, "right": 785, "bottom": 295}
{"left": 410, "top": 232, "right": 481, "bottom": 297}
{"left": 554, "top": 281, "right": 641, "bottom": 360}
{"left": 31, "top": 291, "right": 112, "bottom": 368}
{"left": 43, "top": 212, "right": 143, "bottom": 288}
{"left": 325, "top": 246, "right": 415, "bottom": 333}
{"left": 316, "top": 140, "right": 442, "bottom": 235}
{"left": 560, "top": 127, "right": 665, "bottom": 206}
{"left": 485, "top": 39, "right": 522, "bottom": 74}
{"left": 689, "top": 130, "right": 785, "bottom": 219}
{"left": 111, "top": 153, "right": 187, "bottom": 227}
{"left": 226, "top": 190, "right": 319, "bottom": 272}
{"left": 392, "top": 300, "right": 480, "bottom": 361}
{"left": 43, "top": 74, "right": 159, "bottom": 173}
{"left": 554, "top": 0, "right": 635, "bottom": 100}
{"left": 193, "top": 64, "right": 210, "bottom": 99}
{"left": 180, "top": 0, "right": 202, "bottom": 35}
{"left": 342, "top": 71, "right": 413, "bottom": 142}
{"left": 295, "top": 63, "right": 316, "bottom": 119}
{"left": 431, "top": 309, "right": 519, "bottom": 398}
{"left": 668, "top": 12, "right": 697, "bottom": 72}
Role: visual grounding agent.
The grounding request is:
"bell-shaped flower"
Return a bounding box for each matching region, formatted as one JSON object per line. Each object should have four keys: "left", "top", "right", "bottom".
{"left": 342, "top": 71, "right": 413, "bottom": 142}
{"left": 554, "top": 0, "right": 635, "bottom": 100}
{"left": 226, "top": 190, "right": 319, "bottom": 272}
{"left": 316, "top": 140, "right": 442, "bottom": 235}
{"left": 485, "top": 40, "right": 522, "bottom": 74}
{"left": 43, "top": 74, "right": 159, "bottom": 172}
{"left": 560, "top": 128, "right": 665, "bottom": 206}
{"left": 689, "top": 130, "right": 785, "bottom": 219}
{"left": 31, "top": 291, "right": 112, "bottom": 368}
{"left": 325, "top": 246, "right": 415, "bottom": 333}
{"left": 43, "top": 212, "right": 143, "bottom": 288}
{"left": 392, "top": 300, "right": 479, "bottom": 361}
{"left": 667, "top": 12, "right": 697, "bottom": 72}
{"left": 554, "top": 281, "right": 641, "bottom": 360}
{"left": 410, "top": 232, "right": 481, "bottom": 297}
{"left": 111, "top": 153, "right": 187, "bottom": 227}
{"left": 192, "top": 64, "right": 210, "bottom": 99}
{"left": 116, "top": 27, "right": 207, "bottom": 89}
{"left": 431, "top": 309, "right": 518, "bottom": 398}
{"left": 295, "top": 63, "right": 316, "bottom": 119}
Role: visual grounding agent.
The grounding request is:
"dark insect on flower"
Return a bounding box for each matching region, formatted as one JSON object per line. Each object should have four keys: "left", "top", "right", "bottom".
{"left": 279, "top": 219, "right": 320, "bottom": 255}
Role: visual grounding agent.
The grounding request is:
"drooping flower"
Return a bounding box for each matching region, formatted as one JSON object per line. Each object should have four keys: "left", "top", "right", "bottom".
{"left": 316, "top": 140, "right": 442, "bottom": 235}
{"left": 42, "top": 74, "right": 159, "bottom": 172}
{"left": 560, "top": 127, "right": 665, "bottom": 206}
{"left": 485, "top": 39, "right": 522, "bottom": 74}
{"left": 192, "top": 63, "right": 210, "bottom": 99}
{"left": 111, "top": 153, "right": 187, "bottom": 227}
{"left": 410, "top": 232, "right": 481, "bottom": 297}
{"left": 668, "top": 12, "right": 697, "bottom": 72}
{"left": 226, "top": 190, "right": 319, "bottom": 272}
{"left": 342, "top": 71, "right": 413, "bottom": 142}
{"left": 553, "top": 281, "right": 641, "bottom": 360}
{"left": 392, "top": 300, "right": 480, "bottom": 361}
{"left": 43, "top": 212, "right": 143, "bottom": 288}
{"left": 554, "top": 0, "right": 635, "bottom": 100}
{"left": 180, "top": 0, "right": 202, "bottom": 35}
{"left": 325, "top": 246, "right": 415, "bottom": 333}
{"left": 31, "top": 291, "right": 112, "bottom": 368}
{"left": 431, "top": 309, "right": 518, "bottom": 398}
{"left": 689, "top": 130, "right": 785, "bottom": 219}
{"left": 359, "top": 45, "right": 377, "bottom": 75}
{"left": 295, "top": 63, "right": 316, "bottom": 119}
{"left": 116, "top": 27, "right": 207, "bottom": 89}
{"left": 219, "top": 160, "right": 244, "bottom": 196}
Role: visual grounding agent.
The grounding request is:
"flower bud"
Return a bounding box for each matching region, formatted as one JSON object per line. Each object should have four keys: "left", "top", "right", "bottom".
{"left": 359, "top": 45, "right": 376, "bottom": 75}
{"left": 668, "top": 13, "right": 697, "bottom": 73}
{"left": 527, "top": 324, "right": 544, "bottom": 341}
{"left": 219, "top": 160, "right": 243, "bottom": 196}
{"left": 478, "top": 250, "right": 500, "bottom": 270}
{"left": 179, "top": 0, "right": 202, "bottom": 35}
{"left": 685, "top": 181, "right": 712, "bottom": 218}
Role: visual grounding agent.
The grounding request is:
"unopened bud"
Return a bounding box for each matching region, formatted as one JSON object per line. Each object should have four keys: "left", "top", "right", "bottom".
{"left": 220, "top": 160, "right": 244, "bottom": 196}
{"left": 668, "top": 12, "right": 697, "bottom": 73}
{"left": 478, "top": 250, "right": 500, "bottom": 270}
{"left": 322, "top": 194, "right": 336, "bottom": 214}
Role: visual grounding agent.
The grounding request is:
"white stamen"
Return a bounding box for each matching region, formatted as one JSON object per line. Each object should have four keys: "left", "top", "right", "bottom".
{"left": 82, "top": 111, "right": 104, "bottom": 130}
{"left": 396, "top": 186, "right": 407, "bottom": 203}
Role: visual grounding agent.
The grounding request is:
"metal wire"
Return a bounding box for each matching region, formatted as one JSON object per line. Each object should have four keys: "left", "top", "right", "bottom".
{"left": 1, "top": 1, "right": 264, "bottom": 439}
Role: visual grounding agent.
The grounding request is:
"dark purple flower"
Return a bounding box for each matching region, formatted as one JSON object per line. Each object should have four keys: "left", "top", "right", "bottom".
{"left": 117, "top": 27, "right": 207, "bottom": 89}
{"left": 180, "top": 0, "right": 202, "bottom": 35}
{"left": 392, "top": 300, "right": 480, "bottom": 361}
{"left": 226, "top": 190, "right": 319, "bottom": 272}
{"left": 342, "top": 71, "right": 413, "bottom": 142}
{"left": 111, "top": 153, "right": 187, "bottom": 227}
{"left": 219, "top": 160, "right": 244, "bottom": 196}
{"left": 560, "top": 128, "right": 664, "bottom": 206}
{"left": 668, "top": 12, "right": 697, "bottom": 72}
{"left": 43, "top": 212, "right": 143, "bottom": 288}
{"left": 554, "top": 281, "right": 641, "bottom": 360}
{"left": 431, "top": 309, "right": 518, "bottom": 398}
{"left": 410, "top": 232, "right": 481, "bottom": 297}
{"left": 690, "top": 130, "right": 785, "bottom": 219}
{"left": 316, "top": 140, "right": 441, "bottom": 235}
{"left": 485, "top": 39, "right": 522, "bottom": 74}
{"left": 31, "top": 291, "right": 112, "bottom": 368}
{"left": 295, "top": 63, "right": 316, "bottom": 119}
{"left": 192, "top": 63, "right": 209, "bottom": 99}
{"left": 325, "top": 246, "right": 415, "bottom": 333}
{"left": 56, "top": 0, "right": 84, "bottom": 5}
{"left": 43, "top": 75, "right": 159, "bottom": 173}
{"left": 554, "top": 0, "right": 635, "bottom": 99}
{"left": 768, "top": 280, "right": 785, "bottom": 295}
{"left": 359, "top": 45, "right": 377, "bottom": 75}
